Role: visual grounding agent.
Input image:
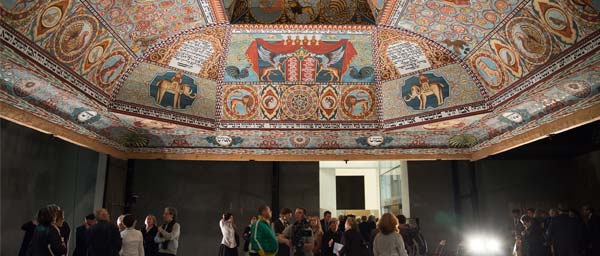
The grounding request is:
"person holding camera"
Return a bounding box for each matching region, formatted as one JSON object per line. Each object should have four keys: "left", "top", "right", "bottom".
{"left": 279, "top": 208, "right": 316, "bottom": 256}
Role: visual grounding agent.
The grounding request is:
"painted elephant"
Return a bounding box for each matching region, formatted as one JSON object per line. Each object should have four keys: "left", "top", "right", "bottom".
{"left": 155, "top": 80, "right": 197, "bottom": 109}
{"left": 403, "top": 82, "right": 445, "bottom": 110}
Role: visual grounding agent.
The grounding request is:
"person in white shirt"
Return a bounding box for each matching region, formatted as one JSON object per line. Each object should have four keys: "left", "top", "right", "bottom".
{"left": 120, "top": 214, "right": 144, "bottom": 256}
{"left": 219, "top": 212, "right": 238, "bottom": 256}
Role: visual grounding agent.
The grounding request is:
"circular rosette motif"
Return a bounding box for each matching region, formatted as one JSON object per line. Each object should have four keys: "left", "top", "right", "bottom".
{"left": 320, "top": 0, "right": 356, "bottom": 24}
{"left": 448, "top": 134, "right": 478, "bottom": 148}
{"left": 289, "top": 135, "right": 310, "bottom": 147}
{"left": 506, "top": 16, "right": 553, "bottom": 65}
{"left": 53, "top": 14, "right": 99, "bottom": 63}
{"left": 559, "top": 80, "right": 591, "bottom": 98}
{"left": 340, "top": 86, "right": 375, "bottom": 119}
{"left": 281, "top": 85, "right": 319, "bottom": 120}
{"left": 249, "top": 0, "right": 285, "bottom": 23}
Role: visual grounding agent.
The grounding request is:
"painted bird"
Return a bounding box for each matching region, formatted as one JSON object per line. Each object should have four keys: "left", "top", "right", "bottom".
{"left": 349, "top": 66, "right": 375, "bottom": 80}
{"left": 225, "top": 65, "right": 249, "bottom": 79}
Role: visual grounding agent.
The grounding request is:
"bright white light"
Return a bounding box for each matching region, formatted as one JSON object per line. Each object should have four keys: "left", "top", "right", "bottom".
{"left": 466, "top": 234, "right": 503, "bottom": 255}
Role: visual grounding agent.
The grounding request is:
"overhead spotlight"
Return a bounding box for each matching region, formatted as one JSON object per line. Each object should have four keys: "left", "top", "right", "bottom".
{"left": 465, "top": 233, "right": 503, "bottom": 255}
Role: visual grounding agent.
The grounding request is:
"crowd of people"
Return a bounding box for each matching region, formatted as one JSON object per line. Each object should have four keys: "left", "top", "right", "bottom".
{"left": 220, "top": 205, "right": 412, "bottom": 256}
{"left": 511, "top": 204, "right": 600, "bottom": 256}
{"left": 18, "top": 205, "right": 180, "bottom": 256}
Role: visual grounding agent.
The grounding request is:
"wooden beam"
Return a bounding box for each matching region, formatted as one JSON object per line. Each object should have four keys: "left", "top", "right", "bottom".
{"left": 125, "top": 152, "right": 473, "bottom": 161}
{"left": 0, "top": 102, "right": 129, "bottom": 160}
{"left": 471, "top": 104, "right": 600, "bottom": 161}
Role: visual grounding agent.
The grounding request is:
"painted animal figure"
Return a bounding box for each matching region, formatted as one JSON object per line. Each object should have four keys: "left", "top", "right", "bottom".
{"left": 289, "top": 0, "right": 316, "bottom": 19}
{"left": 404, "top": 82, "right": 445, "bottom": 110}
{"left": 257, "top": 46, "right": 286, "bottom": 82}
{"left": 99, "top": 59, "right": 125, "bottom": 82}
{"left": 572, "top": 0, "right": 597, "bottom": 12}
{"left": 155, "top": 80, "right": 196, "bottom": 109}
{"left": 315, "top": 47, "right": 345, "bottom": 82}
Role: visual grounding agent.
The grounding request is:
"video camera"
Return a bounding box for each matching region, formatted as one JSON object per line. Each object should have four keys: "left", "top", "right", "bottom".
{"left": 291, "top": 218, "right": 312, "bottom": 256}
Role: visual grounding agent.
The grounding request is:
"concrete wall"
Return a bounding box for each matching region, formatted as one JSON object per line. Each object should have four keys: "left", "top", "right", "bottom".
{"left": 128, "top": 160, "right": 319, "bottom": 255}
{"left": 1, "top": 120, "right": 100, "bottom": 255}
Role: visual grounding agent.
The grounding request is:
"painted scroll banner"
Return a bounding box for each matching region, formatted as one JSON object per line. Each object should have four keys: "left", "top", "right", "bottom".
{"left": 168, "top": 39, "right": 214, "bottom": 74}
{"left": 386, "top": 41, "right": 431, "bottom": 74}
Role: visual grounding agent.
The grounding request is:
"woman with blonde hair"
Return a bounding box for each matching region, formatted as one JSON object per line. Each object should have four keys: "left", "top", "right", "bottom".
{"left": 321, "top": 218, "right": 341, "bottom": 256}
{"left": 339, "top": 217, "right": 367, "bottom": 256}
{"left": 309, "top": 216, "right": 324, "bottom": 256}
{"left": 142, "top": 214, "right": 159, "bottom": 256}
{"left": 373, "top": 213, "right": 408, "bottom": 256}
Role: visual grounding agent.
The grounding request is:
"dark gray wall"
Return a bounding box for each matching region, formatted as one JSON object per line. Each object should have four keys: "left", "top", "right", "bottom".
{"left": 407, "top": 152, "right": 600, "bottom": 250}
{"left": 1, "top": 119, "right": 100, "bottom": 255}
{"left": 129, "top": 160, "right": 319, "bottom": 255}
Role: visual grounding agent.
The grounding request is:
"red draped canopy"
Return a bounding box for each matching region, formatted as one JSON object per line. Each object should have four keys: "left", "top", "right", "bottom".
{"left": 245, "top": 38, "right": 357, "bottom": 78}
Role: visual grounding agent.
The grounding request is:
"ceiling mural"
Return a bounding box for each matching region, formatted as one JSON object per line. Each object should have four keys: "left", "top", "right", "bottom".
{"left": 0, "top": 0, "right": 599, "bottom": 160}
{"left": 381, "top": 63, "right": 487, "bottom": 128}
{"left": 1, "top": 0, "right": 134, "bottom": 95}
{"left": 145, "top": 26, "right": 228, "bottom": 81}
{"left": 382, "top": 0, "right": 524, "bottom": 57}
{"left": 84, "top": 0, "right": 218, "bottom": 55}
{"left": 229, "top": 0, "right": 376, "bottom": 24}
{"left": 114, "top": 62, "right": 217, "bottom": 128}
{"left": 467, "top": 0, "right": 600, "bottom": 96}
{"left": 225, "top": 26, "right": 375, "bottom": 83}
{"left": 376, "top": 28, "right": 457, "bottom": 81}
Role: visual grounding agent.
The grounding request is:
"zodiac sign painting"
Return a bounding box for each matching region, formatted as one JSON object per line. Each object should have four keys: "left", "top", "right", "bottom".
{"left": 149, "top": 71, "right": 199, "bottom": 109}
{"left": 223, "top": 85, "right": 259, "bottom": 119}
{"left": 341, "top": 86, "right": 375, "bottom": 119}
{"left": 401, "top": 73, "right": 450, "bottom": 110}
{"left": 244, "top": 37, "right": 364, "bottom": 83}
{"left": 53, "top": 14, "right": 99, "bottom": 63}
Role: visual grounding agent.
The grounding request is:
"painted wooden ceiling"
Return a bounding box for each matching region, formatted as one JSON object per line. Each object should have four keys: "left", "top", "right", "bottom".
{"left": 0, "top": 0, "right": 599, "bottom": 160}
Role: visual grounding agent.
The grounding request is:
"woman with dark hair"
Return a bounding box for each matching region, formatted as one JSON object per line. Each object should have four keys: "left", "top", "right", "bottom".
{"left": 56, "top": 208, "right": 71, "bottom": 252}
{"left": 219, "top": 212, "right": 239, "bottom": 256}
{"left": 27, "top": 206, "right": 67, "bottom": 256}
{"left": 242, "top": 216, "right": 257, "bottom": 256}
{"left": 373, "top": 213, "right": 408, "bottom": 256}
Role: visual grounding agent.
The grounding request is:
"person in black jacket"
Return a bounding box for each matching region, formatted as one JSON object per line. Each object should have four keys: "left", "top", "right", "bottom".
{"left": 18, "top": 218, "right": 37, "bottom": 256}
{"left": 27, "top": 206, "right": 67, "bottom": 256}
{"left": 520, "top": 215, "right": 550, "bottom": 256}
{"left": 86, "top": 208, "right": 122, "bottom": 256}
{"left": 321, "top": 218, "right": 341, "bottom": 256}
{"left": 55, "top": 208, "right": 71, "bottom": 252}
{"left": 142, "top": 214, "right": 159, "bottom": 256}
{"left": 582, "top": 205, "right": 600, "bottom": 256}
{"left": 339, "top": 217, "right": 366, "bottom": 256}
{"left": 242, "top": 216, "right": 257, "bottom": 255}
{"left": 274, "top": 208, "right": 292, "bottom": 256}
{"left": 73, "top": 213, "right": 96, "bottom": 256}
{"left": 547, "top": 206, "right": 585, "bottom": 256}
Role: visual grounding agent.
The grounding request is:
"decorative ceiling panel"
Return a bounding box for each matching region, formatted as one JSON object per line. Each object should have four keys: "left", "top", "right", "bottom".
{"left": 84, "top": 0, "right": 219, "bottom": 55}
{"left": 381, "top": 63, "right": 488, "bottom": 129}
{"left": 114, "top": 62, "right": 217, "bottom": 129}
{"left": 229, "top": 0, "right": 376, "bottom": 24}
{"left": 467, "top": 0, "right": 600, "bottom": 97}
{"left": 224, "top": 25, "right": 376, "bottom": 83}
{"left": 382, "top": 0, "right": 524, "bottom": 57}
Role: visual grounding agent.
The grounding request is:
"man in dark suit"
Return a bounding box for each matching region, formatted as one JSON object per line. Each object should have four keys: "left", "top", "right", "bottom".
{"left": 74, "top": 213, "right": 96, "bottom": 256}
{"left": 321, "top": 211, "right": 332, "bottom": 233}
{"left": 583, "top": 205, "right": 600, "bottom": 256}
{"left": 86, "top": 208, "right": 122, "bottom": 256}
{"left": 547, "top": 206, "right": 585, "bottom": 256}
